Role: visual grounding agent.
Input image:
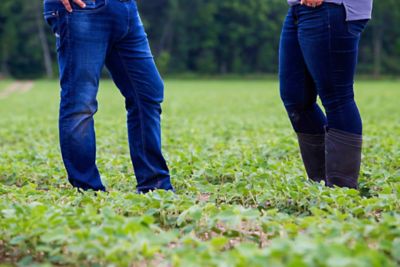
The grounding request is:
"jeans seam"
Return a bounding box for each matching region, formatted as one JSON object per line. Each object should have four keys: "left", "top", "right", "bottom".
{"left": 115, "top": 50, "right": 158, "bottom": 183}
{"left": 61, "top": 12, "right": 72, "bottom": 174}
{"left": 325, "top": 6, "right": 334, "bottom": 131}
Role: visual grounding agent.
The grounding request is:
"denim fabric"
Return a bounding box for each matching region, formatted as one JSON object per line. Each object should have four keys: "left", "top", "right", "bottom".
{"left": 43, "top": 0, "right": 173, "bottom": 193}
{"left": 287, "top": 0, "right": 373, "bottom": 21}
{"left": 279, "top": 3, "right": 368, "bottom": 135}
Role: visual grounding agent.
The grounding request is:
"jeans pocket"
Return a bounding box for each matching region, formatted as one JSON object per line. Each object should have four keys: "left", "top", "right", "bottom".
{"left": 43, "top": 10, "right": 59, "bottom": 35}
{"left": 347, "top": 19, "right": 369, "bottom": 37}
{"left": 72, "top": 0, "right": 107, "bottom": 13}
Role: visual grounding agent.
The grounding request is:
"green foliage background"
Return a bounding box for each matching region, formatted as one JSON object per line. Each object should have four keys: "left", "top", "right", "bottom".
{"left": 0, "top": 0, "right": 399, "bottom": 265}
{"left": 0, "top": 0, "right": 400, "bottom": 78}
{"left": 0, "top": 80, "right": 399, "bottom": 266}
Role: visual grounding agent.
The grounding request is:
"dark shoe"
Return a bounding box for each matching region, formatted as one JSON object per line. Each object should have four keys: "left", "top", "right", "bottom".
{"left": 325, "top": 128, "right": 362, "bottom": 189}
{"left": 136, "top": 188, "right": 175, "bottom": 194}
{"left": 297, "top": 132, "right": 326, "bottom": 183}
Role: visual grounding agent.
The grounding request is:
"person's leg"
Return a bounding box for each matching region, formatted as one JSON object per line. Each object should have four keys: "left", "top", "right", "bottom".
{"left": 105, "top": 1, "right": 173, "bottom": 193}
{"left": 298, "top": 4, "right": 367, "bottom": 188}
{"left": 44, "top": 0, "right": 110, "bottom": 191}
{"left": 279, "top": 7, "right": 327, "bottom": 182}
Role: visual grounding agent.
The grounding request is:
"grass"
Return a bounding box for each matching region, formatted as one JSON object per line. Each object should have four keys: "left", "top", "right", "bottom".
{"left": 0, "top": 79, "right": 399, "bottom": 266}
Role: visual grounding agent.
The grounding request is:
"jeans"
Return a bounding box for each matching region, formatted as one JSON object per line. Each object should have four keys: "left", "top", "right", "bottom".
{"left": 279, "top": 3, "right": 368, "bottom": 136}
{"left": 43, "top": 0, "right": 173, "bottom": 193}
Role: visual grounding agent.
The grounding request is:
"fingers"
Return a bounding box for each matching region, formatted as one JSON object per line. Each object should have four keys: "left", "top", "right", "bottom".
{"left": 61, "top": 0, "right": 73, "bottom": 12}
{"left": 60, "top": 0, "right": 86, "bottom": 13}
{"left": 73, "top": 0, "right": 87, "bottom": 8}
{"left": 301, "top": 0, "right": 324, "bottom": 7}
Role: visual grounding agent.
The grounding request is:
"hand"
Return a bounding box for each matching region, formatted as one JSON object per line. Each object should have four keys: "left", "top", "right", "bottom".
{"left": 300, "top": 0, "right": 324, "bottom": 8}
{"left": 60, "top": 0, "right": 86, "bottom": 12}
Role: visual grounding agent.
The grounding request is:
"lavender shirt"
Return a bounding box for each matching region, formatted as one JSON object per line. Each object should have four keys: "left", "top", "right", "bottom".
{"left": 287, "top": 0, "right": 373, "bottom": 21}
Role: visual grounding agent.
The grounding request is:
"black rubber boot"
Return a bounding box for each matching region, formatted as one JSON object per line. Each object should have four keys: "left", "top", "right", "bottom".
{"left": 325, "top": 128, "right": 362, "bottom": 189}
{"left": 297, "top": 133, "right": 326, "bottom": 183}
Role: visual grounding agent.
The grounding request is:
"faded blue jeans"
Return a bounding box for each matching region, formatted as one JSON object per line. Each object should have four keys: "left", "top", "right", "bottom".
{"left": 43, "top": 0, "right": 173, "bottom": 193}
{"left": 279, "top": 3, "right": 368, "bottom": 135}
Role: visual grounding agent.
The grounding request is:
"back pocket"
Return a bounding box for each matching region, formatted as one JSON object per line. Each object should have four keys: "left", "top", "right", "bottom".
{"left": 347, "top": 19, "right": 369, "bottom": 37}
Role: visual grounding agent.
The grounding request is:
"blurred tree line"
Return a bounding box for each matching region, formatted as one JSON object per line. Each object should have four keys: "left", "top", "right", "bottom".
{"left": 0, "top": 0, "right": 399, "bottom": 79}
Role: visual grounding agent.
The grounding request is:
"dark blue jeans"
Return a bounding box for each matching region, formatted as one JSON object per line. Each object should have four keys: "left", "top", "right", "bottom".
{"left": 279, "top": 3, "right": 368, "bottom": 136}
{"left": 43, "top": 0, "right": 173, "bottom": 193}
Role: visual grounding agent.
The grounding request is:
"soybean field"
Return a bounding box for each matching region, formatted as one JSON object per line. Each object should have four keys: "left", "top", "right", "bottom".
{"left": 0, "top": 79, "right": 399, "bottom": 266}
